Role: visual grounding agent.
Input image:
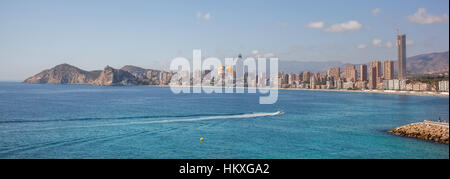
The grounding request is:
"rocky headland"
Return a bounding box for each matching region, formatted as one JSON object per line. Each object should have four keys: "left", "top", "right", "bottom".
{"left": 24, "top": 64, "right": 174, "bottom": 86}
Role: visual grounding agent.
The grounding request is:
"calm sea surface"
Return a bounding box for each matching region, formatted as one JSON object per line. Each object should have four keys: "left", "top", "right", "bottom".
{"left": 0, "top": 82, "right": 448, "bottom": 159}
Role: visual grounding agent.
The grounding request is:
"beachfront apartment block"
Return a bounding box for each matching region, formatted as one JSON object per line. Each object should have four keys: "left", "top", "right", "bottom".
{"left": 370, "top": 61, "right": 382, "bottom": 79}
{"left": 344, "top": 65, "right": 357, "bottom": 82}
{"left": 302, "top": 71, "right": 311, "bottom": 82}
{"left": 328, "top": 67, "right": 341, "bottom": 80}
{"left": 439, "top": 81, "right": 449, "bottom": 92}
{"left": 368, "top": 66, "right": 377, "bottom": 89}
{"left": 383, "top": 60, "right": 394, "bottom": 80}
{"left": 360, "top": 64, "right": 368, "bottom": 82}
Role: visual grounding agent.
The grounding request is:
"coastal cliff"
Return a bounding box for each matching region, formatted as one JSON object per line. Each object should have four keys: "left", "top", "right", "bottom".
{"left": 24, "top": 64, "right": 100, "bottom": 84}
{"left": 24, "top": 64, "right": 174, "bottom": 86}
{"left": 91, "top": 66, "right": 141, "bottom": 86}
{"left": 389, "top": 121, "right": 449, "bottom": 144}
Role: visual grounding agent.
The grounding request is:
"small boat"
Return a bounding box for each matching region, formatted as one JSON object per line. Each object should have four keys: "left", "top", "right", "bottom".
{"left": 275, "top": 110, "right": 284, "bottom": 115}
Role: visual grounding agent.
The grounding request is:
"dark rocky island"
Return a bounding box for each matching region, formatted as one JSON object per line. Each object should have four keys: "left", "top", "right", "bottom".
{"left": 24, "top": 64, "right": 174, "bottom": 86}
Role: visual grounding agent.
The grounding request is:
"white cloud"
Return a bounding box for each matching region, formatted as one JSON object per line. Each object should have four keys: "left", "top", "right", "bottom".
{"left": 385, "top": 41, "right": 393, "bottom": 48}
{"left": 372, "top": 38, "right": 382, "bottom": 47}
{"left": 406, "top": 40, "right": 415, "bottom": 46}
{"left": 324, "top": 20, "right": 363, "bottom": 32}
{"left": 357, "top": 44, "right": 367, "bottom": 49}
{"left": 306, "top": 21, "right": 325, "bottom": 29}
{"left": 407, "top": 8, "right": 449, "bottom": 24}
{"left": 253, "top": 52, "right": 276, "bottom": 58}
{"left": 263, "top": 53, "right": 275, "bottom": 58}
{"left": 196, "top": 12, "right": 211, "bottom": 20}
{"left": 371, "top": 8, "right": 382, "bottom": 15}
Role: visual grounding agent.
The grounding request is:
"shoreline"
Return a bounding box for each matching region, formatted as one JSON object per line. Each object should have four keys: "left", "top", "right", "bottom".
{"left": 279, "top": 88, "right": 449, "bottom": 97}
{"left": 6, "top": 81, "right": 449, "bottom": 97}
{"left": 166, "top": 84, "right": 449, "bottom": 97}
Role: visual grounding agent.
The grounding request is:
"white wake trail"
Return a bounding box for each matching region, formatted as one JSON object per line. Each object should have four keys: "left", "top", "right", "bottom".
{"left": 5, "top": 112, "right": 282, "bottom": 132}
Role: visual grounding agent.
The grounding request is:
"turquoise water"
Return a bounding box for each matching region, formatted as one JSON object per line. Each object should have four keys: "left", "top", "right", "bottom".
{"left": 0, "top": 82, "right": 448, "bottom": 159}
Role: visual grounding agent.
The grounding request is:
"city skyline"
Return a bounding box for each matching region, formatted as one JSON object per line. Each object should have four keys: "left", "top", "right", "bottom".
{"left": 0, "top": 0, "right": 449, "bottom": 81}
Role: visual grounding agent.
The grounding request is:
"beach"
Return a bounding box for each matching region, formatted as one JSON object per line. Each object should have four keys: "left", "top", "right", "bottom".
{"left": 163, "top": 84, "right": 449, "bottom": 97}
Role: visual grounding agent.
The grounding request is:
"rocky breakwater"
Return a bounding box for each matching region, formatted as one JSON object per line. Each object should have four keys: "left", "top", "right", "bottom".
{"left": 389, "top": 120, "right": 449, "bottom": 144}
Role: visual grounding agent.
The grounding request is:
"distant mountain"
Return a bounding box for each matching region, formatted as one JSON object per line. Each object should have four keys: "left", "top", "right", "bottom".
{"left": 278, "top": 51, "right": 449, "bottom": 74}
{"left": 24, "top": 64, "right": 100, "bottom": 84}
{"left": 91, "top": 66, "right": 141, "bottom": 86}
{"left": 278, "top": 61, "right": 344, "bottom": 73}
{"left": 24, "top": 64, "right": 173, "bottom": 86}
{"left": 405, "top": 51, "right": 449, "bottom": 74}
{"left": 120, "top": 65, "right": 166, "bottom": 85}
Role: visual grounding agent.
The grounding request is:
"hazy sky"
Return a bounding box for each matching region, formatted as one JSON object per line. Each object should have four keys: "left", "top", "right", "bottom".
{"left": 0, "top": 0, "right": 449, "bottom": 81}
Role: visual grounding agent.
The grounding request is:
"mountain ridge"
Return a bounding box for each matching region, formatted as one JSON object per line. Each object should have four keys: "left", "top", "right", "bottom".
{"left": 24, "top": 64, "right": 174, "bottom": 86}
{"left": 278, "top": 51, "right": 448, "bottom": 74}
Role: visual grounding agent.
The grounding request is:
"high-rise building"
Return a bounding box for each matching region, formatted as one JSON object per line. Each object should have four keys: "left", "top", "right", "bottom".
{"left": 369, "top": 61, "right": 382, "bottom": 87}
{"left": 369, "top": 66, "right": 377, "bottom": 89}
{"left": 319, "top": 73, "right": 328, "bottom": 82}
{"left": 302, "top": 71, "right": 311, "bottom": 82}
{"left": 310, "top": 76, "right": 317, "bottom": 89}
{"left": 397, "top": 34, "right": 407, "bottom": 79}
{"left": 344, "top": 65, "right": 357, "bottom": 82}
{"left": 283, "top": 74, "right": 289, "bottom": 85}
{"left": 383, "top": 60, "right": 394, "bottom": 80}
{"left": 294, "top": 73, "right": 301, "bottom": 82}
{"left": 370, "top": 61, "right": 382, "bottom": 78}
{"left": 288, "top": 72, "right": 294, "bottom": 86}
{"left": 328, "top": 67, "right": 340, "bottom": 80}
{"left": 360, "top": 64, "right": 367, "bottom": 81}
{"left": 314, "top": 72, "right": 320, "bottom": 82}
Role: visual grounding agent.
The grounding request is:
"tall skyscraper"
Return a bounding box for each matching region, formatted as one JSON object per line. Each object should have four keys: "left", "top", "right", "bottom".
{"left": 397, "top": 34, "right": 406, "bottom": 79}
{"left": 344, "top": 65, "right": 357, "bottom": 82}
{"left": 360, "top": 64, "right": 367, "bottom": 81}
{"left": 383, "top": 60, "right": 394, "bottom": 80}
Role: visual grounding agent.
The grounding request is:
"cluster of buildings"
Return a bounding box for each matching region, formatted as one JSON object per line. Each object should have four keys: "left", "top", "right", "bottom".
{"left": 170, "top": 34, "right": 449, "bottom": 92}
{"left": 277, "top": 34, "right": 449, "bottom": 92}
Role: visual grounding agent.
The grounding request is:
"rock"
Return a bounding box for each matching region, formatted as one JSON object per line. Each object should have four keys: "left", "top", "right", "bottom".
{"left": 389, "top": 121, "right": 449, "bottom": 144}
{"left": 92, "top": 66, "right": 141, "bottom": 86}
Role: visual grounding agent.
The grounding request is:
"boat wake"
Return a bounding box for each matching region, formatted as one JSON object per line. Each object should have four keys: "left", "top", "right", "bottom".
{"left": 4, "top": 111, "right": 283, "bottom": 132}
{"left": 77, "top": 111, "right": 282, "bottom": 127}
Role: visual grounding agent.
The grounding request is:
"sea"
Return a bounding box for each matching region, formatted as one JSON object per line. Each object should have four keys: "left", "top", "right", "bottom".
{"left": 0, "top": 82, "right": 448, "bottom": 159}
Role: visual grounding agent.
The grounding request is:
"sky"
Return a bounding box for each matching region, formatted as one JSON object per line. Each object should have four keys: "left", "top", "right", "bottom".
{"left": 0, "top": 0, "right": 449, "bottom": 81}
